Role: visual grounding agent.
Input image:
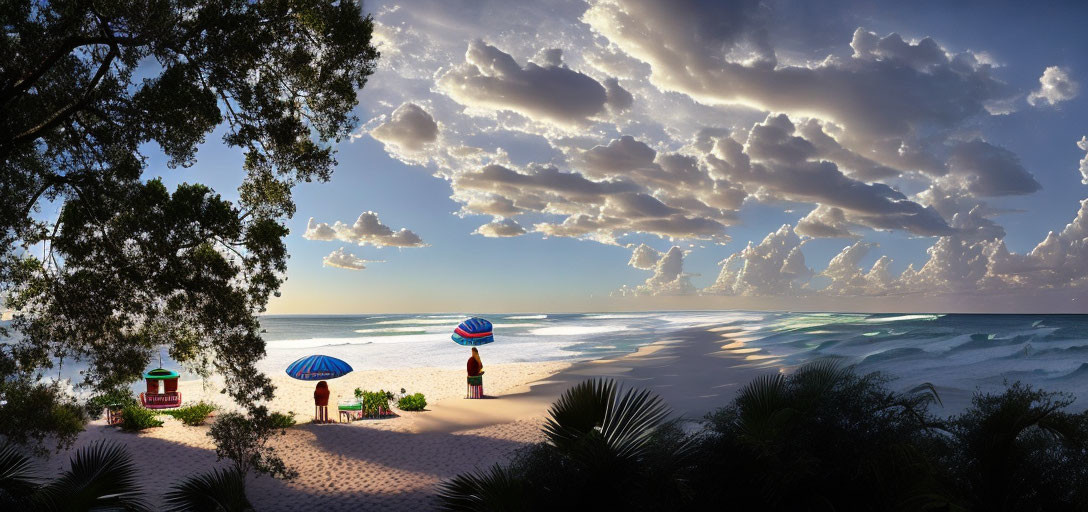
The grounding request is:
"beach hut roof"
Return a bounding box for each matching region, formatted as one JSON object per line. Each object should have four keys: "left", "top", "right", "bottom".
{"left": 143, "top": 368, "right": 179, "bottom": 380}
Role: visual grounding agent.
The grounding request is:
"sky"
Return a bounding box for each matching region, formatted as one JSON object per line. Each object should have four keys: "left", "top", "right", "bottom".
{"left": 162, "top": 0, "right": 1088, "bottom": 314}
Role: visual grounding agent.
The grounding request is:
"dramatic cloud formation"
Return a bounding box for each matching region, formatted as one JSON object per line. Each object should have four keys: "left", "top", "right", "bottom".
{"left": 706, "top": 114, "right": 954, "bottom": 236}
{"left": 348, "top": 0, "right": 1086, "bottom": 308}
{"left": 322, "top": 248, "right": 380, "bottom": 271}
{"left": 1028, "top": 66, "right": 1079, "bottom": 106}
{"left": 369, "top": 102, "right": 439, "bottom": 151}
{"left": 583, "top": 1, "right": 1012, "bottom": 177}
{"left": 438, "top": 40, "right": 631, "bottom": 126}
{"left": 617, "top": 246, "right": 696, "bottom": 296}
{"left": 304, "top": 212, "right": 426, "bottom": 248}
{"left": 706, "top": 225, "right": 811, "bottom": 296}
{"left": 452, "top": 161, "right": 734, "bottom": 244}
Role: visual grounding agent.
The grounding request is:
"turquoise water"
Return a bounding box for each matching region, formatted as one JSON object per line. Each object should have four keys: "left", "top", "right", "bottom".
{"left": 258, "top": 312, "right": 1088, "bottom": 411}
{"left": 9, "top": 312, "right": 1088, "bottom": 411}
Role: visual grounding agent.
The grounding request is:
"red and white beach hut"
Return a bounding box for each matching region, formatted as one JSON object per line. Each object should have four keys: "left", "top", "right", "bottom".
{"left": 140, "top": 368, "right": 182, "bottom": 409}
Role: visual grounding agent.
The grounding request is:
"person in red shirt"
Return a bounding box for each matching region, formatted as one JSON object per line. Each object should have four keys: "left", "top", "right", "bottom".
{"left": 467, "top": 347, "right": 484, "bottom": 377}
{"left": 314, "top": 380, "right": 330, "bottom": 423}
{"left": 466, "top": 348, "right": 485, "bottom": 398}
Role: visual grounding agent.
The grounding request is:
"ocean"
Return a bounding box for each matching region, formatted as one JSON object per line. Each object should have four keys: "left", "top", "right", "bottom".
{"left": 9, "top": 312, "right": 1088, "bottom": 412}
{"left": 259, "top": 311, "right": 1088, "bottom": 412}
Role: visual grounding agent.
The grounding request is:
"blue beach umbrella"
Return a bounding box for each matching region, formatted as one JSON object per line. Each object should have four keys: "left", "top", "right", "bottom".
{"left": 452, "top": 317, "right": 495, "bottom": 346}
{"left": 285, "top": 355, "right": 353, "bottom": 381}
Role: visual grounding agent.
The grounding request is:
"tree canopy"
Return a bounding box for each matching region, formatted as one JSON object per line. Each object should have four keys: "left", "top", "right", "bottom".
{"left": 0, "top": 0, "right": 378, "bottom": 450}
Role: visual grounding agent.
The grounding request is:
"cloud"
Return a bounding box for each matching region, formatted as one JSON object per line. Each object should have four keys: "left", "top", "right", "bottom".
{"left": 795, "top": 205, "right": 857, "bottom": 238}
{"left": 473, "top": 218, "right": 527, "bottom": 237}
{"left": 944, "top": 140, "right": 1041, "bottom": 196}
{"left": 322, "top": 247, "right": 381, "bottom": 271}
{"left": 820, "top": 241, "right": 882, "bottom": 295}
{"left": 304, "top": 212, "right": 426, "bottom": 248}
{"left": 1078, "top": 136, "right": 1088, "bottom": 185}
{"left": 706, "top": 224, "right": 812, "bottom": 295}
{"left": 437, "top": 40, "right": 629, "bottom": 126}
{"left": 369, "top": 102, "right": 439, "bottom": 151}
{"left": 453, "top": 162, "right": 733, "bottom": 243}
{"left": 360, "top": 0, "right": 1086, "bottom": 305}
{"left": 585, "top": 2, "right": 1007, "bottom": 141}
{"left": 627, "top": 243, "right": 661, "bottom": 270}
{"left": 617, "top": 246, "right": 696, "bottom": 296}
{"left": 706, "top": 114, "right": 954, "bottom": 236}
{"left": 1028, "top": 66, "right": 1079, "bottom": 106}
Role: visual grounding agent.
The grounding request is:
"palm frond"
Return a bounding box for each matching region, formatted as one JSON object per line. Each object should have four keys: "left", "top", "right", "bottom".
{"left": 163, "top": 467, "right": 253, "bottom": 512}
{"left": 0, "top": 443, "right": 39, "bottom": 505}
{"left": 791, "top": 359, "right": 850, "bottom": 399}
{"left": 907, "top": 382, "right": 943, "bottom": 408}
{"left": 36, "top": 440, "right": 147, "bottom": 512}
{"left": 542, "top": 379, "right": 615, "bottom": 449}
{"left": 600, "top": 387, "right": 672, "bottom": 461}
{"left": 734, "top": 373, "right": 793, "bottom": 441}
{"left": 436, "top": 464, "right": 526, "bottom": 512}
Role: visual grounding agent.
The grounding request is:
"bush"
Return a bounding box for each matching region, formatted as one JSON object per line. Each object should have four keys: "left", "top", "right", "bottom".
{"left": 943, "top": 382, "right": 1088, "bottom": 510}
{"left": 438, "top": 378, "right": 687, "bottom": 511}
{"left": 397, "top": 393, "right": 427, "bottom": 411}
{"left": 85, "top": 388, "right": 138, "bottom": 420}
{"left": 693, "top": 360, "right": 944, "bottom": 510}
{"left": 208, "top": 410, "right": 296, "bottom": 480}
{"left": 269, "top": 411, "right": 296, "bottom": 429}
{"left": 437, "top": 363, "right": 1088, "bottom": 511}
{"left": 119, "top": 405, "right": 163, "bottom": 431}
{"left": 162, "top": 402, "right": 218, "bottom": 426}
{"left": 354, "top": 388, "right": 394, "bottom": 416}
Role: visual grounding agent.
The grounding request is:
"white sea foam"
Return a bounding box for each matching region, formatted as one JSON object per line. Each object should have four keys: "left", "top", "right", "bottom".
{"left": 353, "top": 326, "right": 435, "bottom": 334}
{"left": 529, "top": 325, "right": 630, "bottom": 336}
{"left": 506, "top": 314, "right": 547, "bottom": 320}
{"left": 864, "top": 314, "right": 943, "bottom": 323}
{"left": 374, "top": 318, "right": 462, "bottom": 325}
{"left": 583, "top": 314, "right": 650, "bottom": 320}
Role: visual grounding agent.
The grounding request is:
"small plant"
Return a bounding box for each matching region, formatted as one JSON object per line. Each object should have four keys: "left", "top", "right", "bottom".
{"left": 269, "top": 411, "right": 296, "bottom": 429}
{"left": 162, "top": 402, "right": 218, "bottom": 426}
{"left": 363, "top": 390, "right": 394, "bottom": 417}
{"left": 397, "top": 393, "right": 427, "bottom": 411}
{"left": 119, "top": 405, "right": 163, "bottom": 431}
{"left": 352, "top": 388, "right": 394, "bottom": 416}
{"left": 208, "top": 410, "right": 296, "bottom": 480}
{"left": 85, "top": 388, "right": 138, "bottom": 420}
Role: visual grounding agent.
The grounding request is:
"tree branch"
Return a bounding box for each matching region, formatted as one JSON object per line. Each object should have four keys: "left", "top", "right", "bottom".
{"left": 9, "top": 48, "right": 118, "bottom": 146}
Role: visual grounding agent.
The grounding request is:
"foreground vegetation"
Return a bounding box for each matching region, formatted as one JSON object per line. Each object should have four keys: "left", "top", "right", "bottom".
{"left": 439, "top": 361, "right": 1088, "bottom": 511}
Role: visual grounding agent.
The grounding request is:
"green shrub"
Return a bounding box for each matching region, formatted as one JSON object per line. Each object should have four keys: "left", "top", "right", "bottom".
{"left": 119, "top": 405, "right": 163, "bottom": 431}
{"left": 208, "top": 410, "right": 296, "bottom": 479}
{"left": 269, "top": 412, "right": 296, "bottom": 429}
{"left": 353, "top": 388, "right": 394, "bottom": 416}
{"left": 85, "top": 388, "right": 138, "bottom": 420}
{"left": 397, "top": 393, "right": 427, "bottom": 411}
{"left": 161, "top": 402, "right": 218, "bottom": 426}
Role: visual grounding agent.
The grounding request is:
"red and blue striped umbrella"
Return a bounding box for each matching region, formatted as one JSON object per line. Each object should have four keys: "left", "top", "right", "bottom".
{"left": 285, "top": 355, "right": 353, "bottom": 381}
{"left": 452, "top": 317, "right": 495, "bottom": 346}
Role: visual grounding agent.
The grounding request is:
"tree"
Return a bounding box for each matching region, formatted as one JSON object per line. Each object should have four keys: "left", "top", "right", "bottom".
{"left": 0, "top": 0, "right": 378, "bottom": 451}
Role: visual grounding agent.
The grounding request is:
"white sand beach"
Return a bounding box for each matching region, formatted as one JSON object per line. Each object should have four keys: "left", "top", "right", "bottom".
{"left": 40, "top": 326, "right": 772, "bottom": 510}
